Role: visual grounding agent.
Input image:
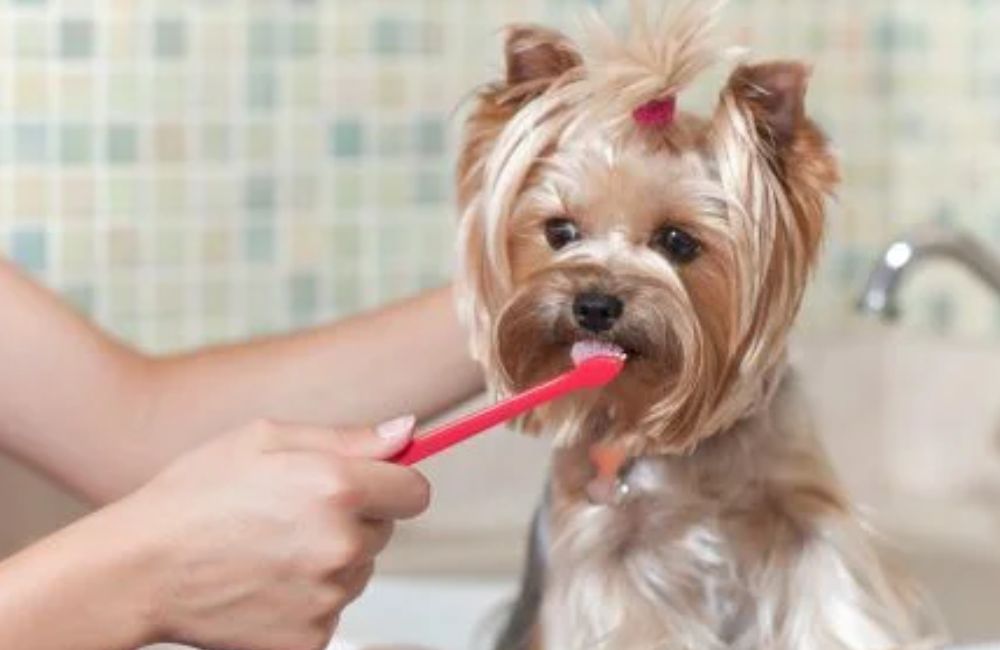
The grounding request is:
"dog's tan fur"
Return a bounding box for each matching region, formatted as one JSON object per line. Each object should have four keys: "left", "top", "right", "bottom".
{"left": 456, "top": 2, "right": 935, "bottom": 648}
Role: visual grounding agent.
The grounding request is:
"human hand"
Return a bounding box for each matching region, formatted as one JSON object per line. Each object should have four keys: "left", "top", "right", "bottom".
{"left": 120, "top": 416, "right": 428, "bottom": 650}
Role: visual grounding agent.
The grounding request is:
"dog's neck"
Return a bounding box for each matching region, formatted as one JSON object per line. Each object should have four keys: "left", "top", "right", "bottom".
{"left": 563, "top": 357, "right": 791, "bottom": 506}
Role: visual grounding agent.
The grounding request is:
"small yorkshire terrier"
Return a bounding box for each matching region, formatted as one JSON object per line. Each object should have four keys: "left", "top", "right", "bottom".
{"left": 455, "top": 2, "right": 937, "bottom": 649}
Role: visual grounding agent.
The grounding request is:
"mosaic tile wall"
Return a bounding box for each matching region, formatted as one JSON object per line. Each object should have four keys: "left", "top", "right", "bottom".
{"left": 1, "top": 0, "right": 999, "bottom": 352}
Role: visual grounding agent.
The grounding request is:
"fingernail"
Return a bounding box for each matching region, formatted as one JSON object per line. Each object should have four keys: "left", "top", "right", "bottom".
{"left": 376, "top": 415, "right": 416, "bottom": 442}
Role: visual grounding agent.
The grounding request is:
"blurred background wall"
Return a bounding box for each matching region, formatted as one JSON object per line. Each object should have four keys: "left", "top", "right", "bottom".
{"left": 1, "top": 0, "right": 999, "bottom": 554}
{"left": 2, "top": 0, "right": 1000, "bottom": 353}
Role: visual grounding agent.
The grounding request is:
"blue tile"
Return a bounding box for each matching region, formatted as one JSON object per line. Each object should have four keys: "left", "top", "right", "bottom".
{"left": 14, "top": 123, "right": 48, "bottom": 163}
{"left": 373, "top": 18, "right": 403, "bottom": 54}
{"left": 244, "top": 225, "right": 275, "bottom": 263}
{"left": 245, "top": 175, "right": 276, "bottom": 225}
{"left": 154, "top": 19, "right": 187, "bottom": 58}
{"left": 415, "top": 118, "right": 445, "bottom": 156}
{"left": 62, "top": 285, "right": 95, "bottom": 316}
{"left": 60, "top": 19, "right": 94, "bottom": 58}
{"left": 60, "top": 124, "right": 92, "bottom": 164}
{"left": 414, "top": 170, "right": 445, "bottom": 205}
{"left": 245, "top": 175, "right": 276, "bottom": 210}
{"left": 248, "top": 21, "right": 278, "bottom": 58}
{"left": 9, "top": 228, "right": 48, "bottom": 273}
{"left": 247, "top": 71, "right": 277, "bottom": 110}
{"left": 289, "top": 273, "right": 318, "bottom": 323}
{"left": 288, "top": 21, "right": 318, "bottom": 57}
{"left": 329, "top": 119, "right": 364, "bottom": 158}
{"left": 107, "top": 125, "right": 138, "bottom": 164}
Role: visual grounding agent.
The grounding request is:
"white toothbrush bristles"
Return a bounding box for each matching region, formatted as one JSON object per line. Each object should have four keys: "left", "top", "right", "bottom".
{"left": 570, "top": 340, "right": 627, "bottom": 366}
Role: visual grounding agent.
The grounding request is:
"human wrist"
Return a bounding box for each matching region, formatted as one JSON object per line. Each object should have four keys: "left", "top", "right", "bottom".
{"left": 0, "top": 498, "right": 162, "bottom": 649}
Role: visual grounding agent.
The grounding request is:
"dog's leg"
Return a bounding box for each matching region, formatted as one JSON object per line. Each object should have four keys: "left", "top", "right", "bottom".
{"left": 735, "top": 504, "right": 934, "bottom": 650}
{"left": 493, "top": 497, "right": 549, "bottom": 650}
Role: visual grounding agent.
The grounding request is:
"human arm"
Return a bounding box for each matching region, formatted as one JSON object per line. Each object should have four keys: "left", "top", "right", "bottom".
{"left": 0, "top": 259, "right": 483, "bottom": 501}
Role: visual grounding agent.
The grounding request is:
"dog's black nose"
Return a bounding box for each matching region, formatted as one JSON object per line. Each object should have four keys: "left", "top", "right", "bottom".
{"left": 573, "top": 292, "right": 624, "bottom": 333}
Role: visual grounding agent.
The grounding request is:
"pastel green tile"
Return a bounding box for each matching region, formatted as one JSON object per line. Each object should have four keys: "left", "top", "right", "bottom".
{"left": 330, "top": 223, "right": 362, "bottom": 266}
{"left": 288, "top": 68, "right": 321, "bottom": 108}
{"left": 62, "top": 285, "right": 96, "bottom": 316}
{"left": 107, "top": 175, "right": 139, "bottom": 217}
{"left": 155, "top": 178, "right": 188, "bottom": 217}
{"left": 289, "top": 273, "right": 318, "bottom": 323}
{"left": 329, "top": 119, "right": 364, "bottom": 158}
{"left": 9, "top": 228, "right": 48, "bottom": 273}
{"left": 376, "top": 70, "right": 408, "bottom": 108}
{"left": 154, "top": 280, "right": 184, "bottom": 314}
{"left": 14, "top": 20, "right": 49, "bottom": 58}
{"left": 375, "top": 172, "right": 409, "bottom": 210}
{"left": 245, "top": 123, "right": 276, "bottom": 161}
{"left": 244, "top": 225, "right": 276, "bottom": 263}
{"left": 59, "top": 228, "right": 96, "bottom": 272}
{"left": 12, "top": 0, "right": 46, "bottom": 5}
{"left": 107, "top": 125, "right": 138, "bottom": 164}
{"left": 333, "top": 276, "right": 362, "bottom": 313}
{"left": 247, "top": 71, "right": 278, "bottom": 110}
{"left": 202, "top": 280, "right": 232, "bottom": 313}
{"left": 61, "top": 124, "right": 93, "bottom": 164}
{"left": 201, "top": 124, "right": 231, "bottom": 161}
{"left": 421, "top": 22, "right": 444, "bottom": 54}
{"left": 377, "top": 123, "right": 409, "bottom": 157}
{"left": 61, "top": 175, "right": 97, "bottom": 217}
{"left": 151, "top": 318, "right": 186, "bottom": 353}
{"left": 14, "top": 123, "right": 49, "bottom": 163}
{"left": 108, "top": 72, "right": 141, "bottom": 114}
{"left": 108, "top": 279, "right": 139, "bottom": 318}
{"left": 376, "top": 223, "right": 410, "bottom": 268}
{"left": 248, "top": 20, "right": 278, "bottom": 58}
{"left": 110, "top": 319, "right": 141, "bottom": 344}
{"left": 109, "top": 228, "right": 141, "bottom": 267}
{"left": 153, "top": 72, "right": 187, "bottom": 113}
{"left": 60, "top": 19, "right": 94, "bottom": 59}
{"left": 155, "top": 18, "right": 187, "bottom": 58}
{"left": 288, "top": 175, "right": 318, "bottom": 211}
{"left": 155, "top": 125, "right": 187, "bottom": 164}
{"left": 201, "top": 228, "right": 234, "bottom": 265}
{"left": 288, "top": 20, "right": 318, "bottom": 57}
{"left": 334, "top": 170, "right": 365, "bottom": 211}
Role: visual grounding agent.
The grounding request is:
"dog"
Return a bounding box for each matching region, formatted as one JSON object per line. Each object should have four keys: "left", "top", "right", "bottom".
{"left": 453, "top": 2, "right": 937, "bottom": 649}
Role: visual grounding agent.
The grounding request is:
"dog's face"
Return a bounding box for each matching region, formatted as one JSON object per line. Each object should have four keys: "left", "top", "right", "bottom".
{"left": 457, "top": 16, "right": 838, "bottom": 454}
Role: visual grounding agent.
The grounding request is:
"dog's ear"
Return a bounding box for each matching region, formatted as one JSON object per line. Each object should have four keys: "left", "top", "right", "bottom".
{"left": 457, "top": 26, "right": 581, "bottom": 209}
{"left": 725, "top": 62, "right": 811, "bottom": 154}
{"left": 503, "top": 25, "right": 582, "bottom": 98}
{"left": 716, "top": 60, "right": 839, "bottom": 266}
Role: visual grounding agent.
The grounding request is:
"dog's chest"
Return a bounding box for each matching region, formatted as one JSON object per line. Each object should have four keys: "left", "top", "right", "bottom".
{"left": 543, "top": 458, "right": 755, "bottom": 648}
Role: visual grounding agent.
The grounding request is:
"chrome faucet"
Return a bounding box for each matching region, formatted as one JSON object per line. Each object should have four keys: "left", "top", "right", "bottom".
{"left": 857, "top": 224, "right": 1000, "bottom": 320}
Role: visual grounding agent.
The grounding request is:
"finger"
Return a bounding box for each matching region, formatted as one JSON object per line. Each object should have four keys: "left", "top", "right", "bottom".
{"left": 361, "top": 519, "right": 394, "bottom": 558}
{"left": 259, "top": 416, "right": 416, "bottom": 460}
{"left": 335, "top": 559, "right": 376, "bottom": 602}
{"left": 346, "top": 461, "right": 431, "bottom": 520}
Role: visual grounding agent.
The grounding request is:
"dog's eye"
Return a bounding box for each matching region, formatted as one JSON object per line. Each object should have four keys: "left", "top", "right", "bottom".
{"left": 544, "top": 218, "right": 581, "bottom": 251}
{"left": 651, "top": 226, "right": 701, "bottom": 264}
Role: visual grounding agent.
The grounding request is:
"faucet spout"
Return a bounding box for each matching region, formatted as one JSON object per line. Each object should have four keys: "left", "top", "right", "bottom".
{"left": 857, "top": 225, "right": 1000, "bottom": 321}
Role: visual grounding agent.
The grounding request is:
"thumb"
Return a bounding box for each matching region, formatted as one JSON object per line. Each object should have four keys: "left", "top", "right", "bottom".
{"left": 352, "top": 414, "right": 417, "bottom": 459}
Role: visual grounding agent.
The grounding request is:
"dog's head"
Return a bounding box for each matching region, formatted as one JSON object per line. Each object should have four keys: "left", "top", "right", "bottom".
{"left": 456, "top": 2, "right": 838, "bottom": 454}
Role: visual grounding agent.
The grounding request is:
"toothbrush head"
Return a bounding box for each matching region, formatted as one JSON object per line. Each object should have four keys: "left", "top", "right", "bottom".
{"left": 570, "top": 340, "right": 627, "bottom": 388}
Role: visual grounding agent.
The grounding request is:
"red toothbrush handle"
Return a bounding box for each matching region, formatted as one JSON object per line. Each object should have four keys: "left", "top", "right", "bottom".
{"left": 391, "top": 369, "right": 582, "bottom": 466}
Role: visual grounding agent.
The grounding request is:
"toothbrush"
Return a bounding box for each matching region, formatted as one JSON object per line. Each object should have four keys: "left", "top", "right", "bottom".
{"left": 391, "top": 340, "right": 626, "bottom": 466}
